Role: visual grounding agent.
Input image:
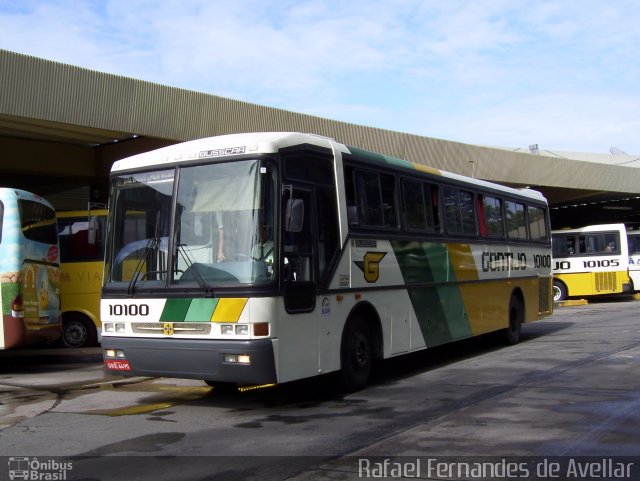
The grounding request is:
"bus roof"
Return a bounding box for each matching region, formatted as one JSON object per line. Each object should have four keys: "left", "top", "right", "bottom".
{"left": 110, "top": 132, "right": 547, "bottom": 204}
{"left": 110, "top": 132, "right": 338, "bottom": 173}
{"left": 551, "top": 223, "right": 627, "bottom": 235}
{"left": 0, "top": 187, "right": 55, "bottom": 208}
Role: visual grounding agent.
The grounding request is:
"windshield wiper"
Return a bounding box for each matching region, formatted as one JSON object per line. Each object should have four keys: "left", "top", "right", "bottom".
{"left": 126, "top": 236, "right": 168, "bottom": 295}
{"left": 127, "top": 211, "right": 168, "bottom": 295}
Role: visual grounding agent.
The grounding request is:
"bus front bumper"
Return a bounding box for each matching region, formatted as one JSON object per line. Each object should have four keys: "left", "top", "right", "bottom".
{"left": 101, "top": 337, "right": 277, "bottom": 384}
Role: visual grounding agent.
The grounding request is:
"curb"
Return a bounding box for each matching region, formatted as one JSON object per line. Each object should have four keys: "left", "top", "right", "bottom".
{"left": 0, "top": 347, "right": 103, "bottom": 363}
{"left": 554, "top": 299, "right": 589, "bottom": 307}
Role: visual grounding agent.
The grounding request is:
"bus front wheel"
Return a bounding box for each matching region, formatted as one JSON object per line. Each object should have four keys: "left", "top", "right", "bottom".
{"left": 552, "top": 280, "right": 567, "bottom": 302}
{"left": 339, "top": 317, "right": 373, "bottom": 392}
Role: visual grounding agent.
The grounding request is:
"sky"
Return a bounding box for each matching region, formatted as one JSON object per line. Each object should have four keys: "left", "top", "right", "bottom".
{"left": 1, "top": 0, "right": 639, "bottom": 154}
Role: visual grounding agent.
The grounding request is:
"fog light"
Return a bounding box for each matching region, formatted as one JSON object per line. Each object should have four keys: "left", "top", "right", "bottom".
{"left": 105, "top": 349, "right": 125, "bottom": 358}
{"left": 104, "top": 323, "right": 114, "bottom": 332}
{"left": 115, "top": 323, "right": 126, "bottom": 333}
{"left": 223, "top": 353, "right": 251, "bottom": 365}
{"left": 237, "top": 354, "right": 251, "bottom": 364}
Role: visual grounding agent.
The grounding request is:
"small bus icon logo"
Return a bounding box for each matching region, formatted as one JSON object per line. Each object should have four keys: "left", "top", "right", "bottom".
{"left": 8, "top": 457, "right": 30, "bottom": 480}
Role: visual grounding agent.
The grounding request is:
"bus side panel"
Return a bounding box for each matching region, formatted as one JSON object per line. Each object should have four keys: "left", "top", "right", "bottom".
{"left": 628, "top": 253, "right": 640, "bottom": 292}
{"left": 0, "top": 263, "right": 61, "bottom": 349}
{"left": 391, "top": 241, "right": 472, "bottom": 347}
{"left": 554, "top": 270, "right": 629, "bottom": 297}
{"left": 629, "top": 232, "right": 640, "bottom": 291}
{"left": 59, "top": 259, "right": 103, "bottom": 329}
{"left": 389, "top": 240, "right": 551, "bottom": 348}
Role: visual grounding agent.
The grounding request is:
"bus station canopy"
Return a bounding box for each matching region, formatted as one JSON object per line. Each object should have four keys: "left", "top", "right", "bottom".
{"left": 1, "top": 49, "right": 639, "bottom": 229}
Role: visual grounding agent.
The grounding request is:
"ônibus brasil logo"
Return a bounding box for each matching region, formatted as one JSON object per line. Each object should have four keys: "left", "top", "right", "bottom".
{"left": 8, "top": 457, "right": 72, "bottom": 480}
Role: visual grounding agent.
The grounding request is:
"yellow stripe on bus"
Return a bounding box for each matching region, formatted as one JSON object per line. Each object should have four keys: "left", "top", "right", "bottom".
{"left": 413, "top": 163, "right": 442, "bottom": 176}
{"left": 210, "top": 298, "right": 248, "bottom": 323}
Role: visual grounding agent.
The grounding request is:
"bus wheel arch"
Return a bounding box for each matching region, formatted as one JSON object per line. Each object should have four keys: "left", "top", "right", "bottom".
{"left": 338, "top": 303, "right": 382, "bottom": 392}
{"left": 502, "top": 289, "right": 524, "bottom": 345}
{"left": 61, "top": 312, "right": 98, "bottom": 348}
{"left": 552, "top": 279, "right": 568, "bottom": 302}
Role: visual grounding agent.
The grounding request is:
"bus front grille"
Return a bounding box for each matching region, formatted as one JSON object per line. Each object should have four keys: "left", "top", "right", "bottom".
{"left": 594, "top": 272, "right": 616, "bottom": 292}
{"left": 131, "top": 322, "right": 212, "bottom": 335}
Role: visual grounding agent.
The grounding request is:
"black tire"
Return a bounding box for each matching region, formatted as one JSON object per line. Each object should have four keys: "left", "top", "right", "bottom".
{"left": 503, "top": 296, "right": 523, "bottom": 345}
{"left": 552, "top": 280, "right": 568, "bottom": 302}
{"left": 339, "top": 317, "right": 373, "bottom": 392}
{"left": 204, "top": 381, "right": 238, "bottom": 393}
{"left": 61, "top": 314, "right": 97, "bottom": 348}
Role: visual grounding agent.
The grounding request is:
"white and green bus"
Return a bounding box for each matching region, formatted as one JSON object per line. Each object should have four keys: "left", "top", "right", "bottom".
{"left": 551, "top": 224, "right": 632, "bottom": 301}
{"left": 101, "top": 132, "right": 553, "bottom": 391}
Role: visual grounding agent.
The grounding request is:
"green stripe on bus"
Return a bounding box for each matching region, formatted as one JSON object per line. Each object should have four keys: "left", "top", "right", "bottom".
{"left": 185, "top": 298, "right": 218, "bottom": 322}
{"left": 159, "top": 298, "right": 192, "bottom": 322}
{"left": 391, "top": 241, "right": 472, "bottom": 347}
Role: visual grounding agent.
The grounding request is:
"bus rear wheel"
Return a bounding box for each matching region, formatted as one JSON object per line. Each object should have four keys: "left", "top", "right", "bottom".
{"left": 552, "top": 280, "right": 567, "bottom": 302}
{"left": 61, "top": 314, "right": 97, "bottom": 348}
{"left": 502, "top": 296, "right": 523, "bottom": 345}
{"left": 339, "top": 317, "right": 373, "bottom": 392}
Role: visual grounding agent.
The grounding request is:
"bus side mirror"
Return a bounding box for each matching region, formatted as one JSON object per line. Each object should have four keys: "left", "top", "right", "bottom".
{"left": 88, "top": 216, "right": 98, "bottom": 245}
{"left": 285, "top": 199, "right": 304, "bottom": 232}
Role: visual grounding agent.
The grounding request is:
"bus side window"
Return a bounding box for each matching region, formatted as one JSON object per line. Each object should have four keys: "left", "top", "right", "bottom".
{"left": 578, "top": 236, "right": 587, "bottom": 254}
{"left": 444, "top": 188, "right": 476, "bottom": 235}
{"left": 344, "top": 167, "right": 358, "bottom": 226}
{"left": 352, "top": 169, "right": 398, "bottom": 229}
{"left": 481, "top": 195, "right": 504, "bottom": 238}
{"left": 477, "top": 195, "right": 486, "bottom": 237}
{"left": 402, "top": 179, "right": 428, "bottom": 231}
{"left": 505, "top": 200, "right": 527, "bottom": 240}
{"left": 430, "top": 185, "right": 440, "bottom": 232}
{"left": 527, "top": 206, "right": 548, "bottom": 241}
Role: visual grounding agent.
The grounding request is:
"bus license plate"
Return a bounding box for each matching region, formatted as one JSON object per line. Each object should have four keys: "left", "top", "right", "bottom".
{"left": 105, "top": 359, "right": 131, "bottom": 371}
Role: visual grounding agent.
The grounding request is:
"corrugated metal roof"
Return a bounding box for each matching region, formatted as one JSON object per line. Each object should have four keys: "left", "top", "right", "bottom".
{"left": 2, "top": 48, "right": 640, "bottom": 209}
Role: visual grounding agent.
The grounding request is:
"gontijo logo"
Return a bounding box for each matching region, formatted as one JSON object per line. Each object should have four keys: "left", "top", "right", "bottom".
{"left": 354, "top": 252, "right": 387, "bottom": 283}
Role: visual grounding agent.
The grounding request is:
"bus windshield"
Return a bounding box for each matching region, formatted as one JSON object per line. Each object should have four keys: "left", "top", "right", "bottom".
{"left": 106, "top": 159, "right": 276, "bottom": 289}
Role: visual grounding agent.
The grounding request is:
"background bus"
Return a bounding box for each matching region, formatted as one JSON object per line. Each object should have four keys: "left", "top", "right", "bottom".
{"left": 0, "top": 188, "right": 61, "bottom": 349}
{"left": 58, "top": 208, "right": 107, "bottom": 347}
{"left": 627, "top": 229, "right": 640, "bottom": 292}
{"left": 551, "top": 223, "right": 631, "bottom": 301}
{"left": 101, "top": 132, "right": 553, "bottom": 391}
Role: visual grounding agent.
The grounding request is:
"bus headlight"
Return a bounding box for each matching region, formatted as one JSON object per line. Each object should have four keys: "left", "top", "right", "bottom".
{"left": 235, "top": 324, "right": 249, "bottom": 336}
{"left": 221, "top": 324, "right": 250, "bottom": 336}
{"left": 104, "top": 323, "right": 126, "bottom": 333}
